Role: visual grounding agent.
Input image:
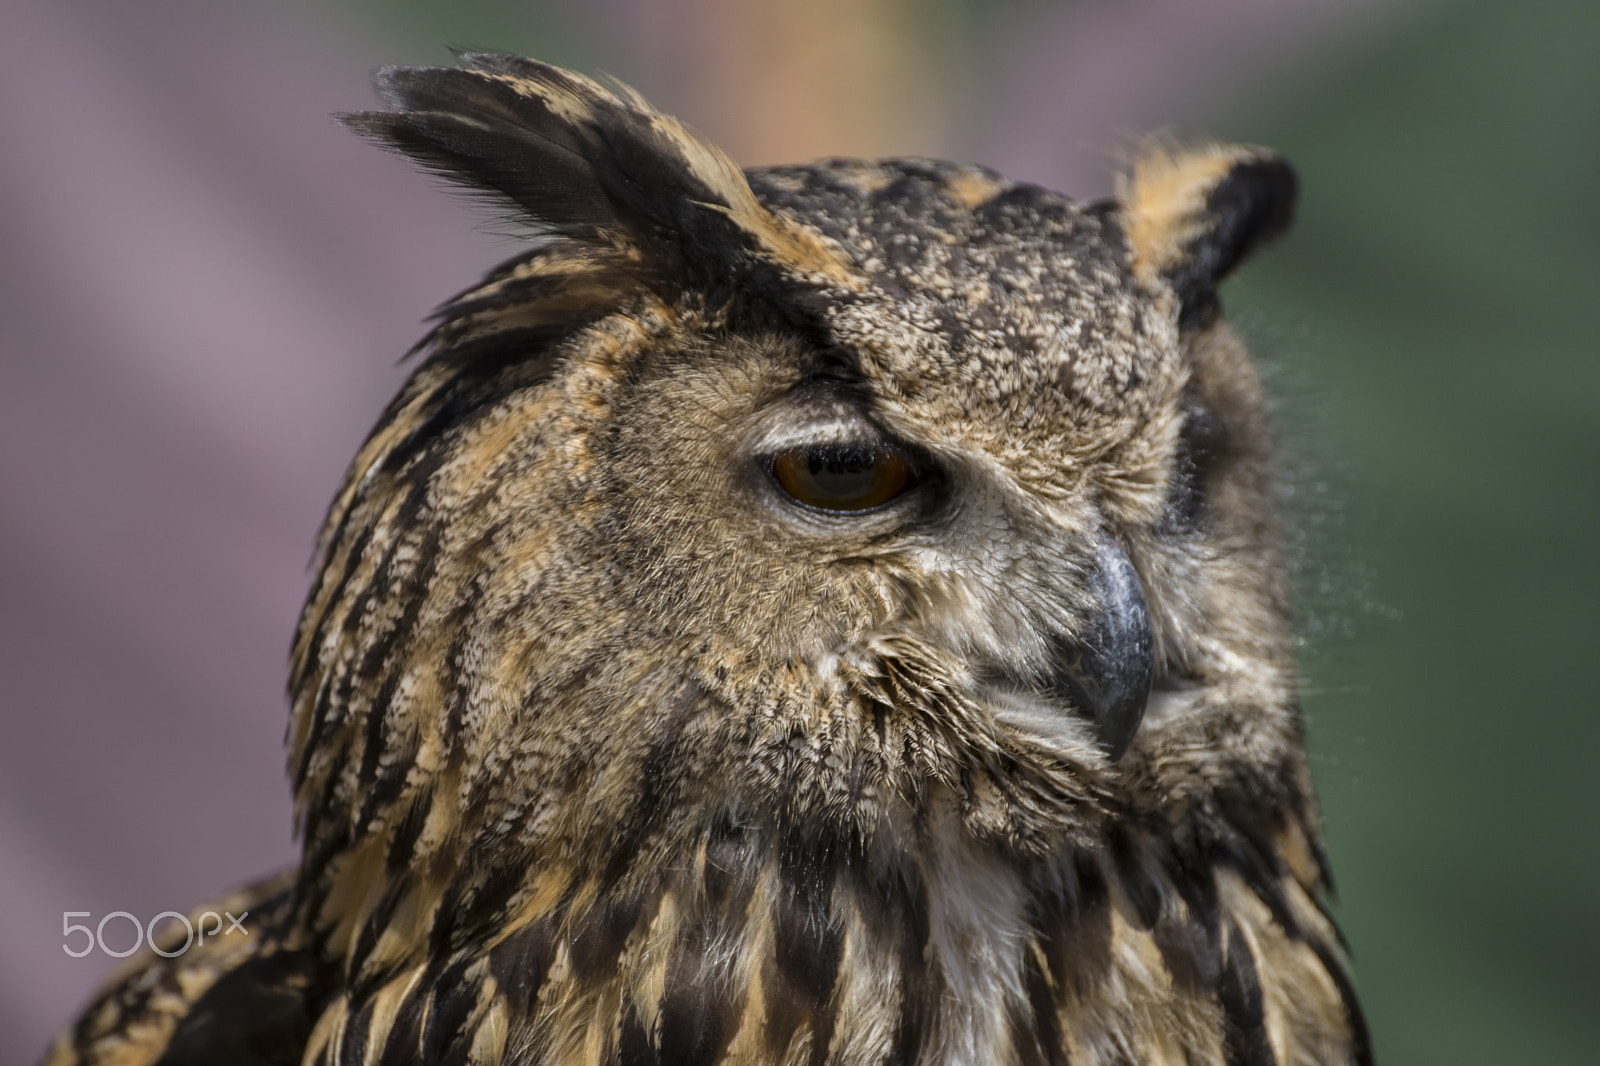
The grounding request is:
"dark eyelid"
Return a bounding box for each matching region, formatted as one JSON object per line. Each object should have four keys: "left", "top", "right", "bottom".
{"left": 762, "top": 379, "right": 889, "bottom": 450}
{"left": 785, "top": 374, "right": 874, "bottom": 411}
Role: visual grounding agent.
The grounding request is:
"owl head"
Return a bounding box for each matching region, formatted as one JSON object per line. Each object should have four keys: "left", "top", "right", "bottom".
{"left": 288, "top": 54, "right": 1322, "bottom": 1025}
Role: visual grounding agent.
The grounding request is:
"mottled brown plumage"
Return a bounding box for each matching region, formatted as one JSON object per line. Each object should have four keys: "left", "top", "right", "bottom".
{"left": 45, "top": 55, "right": 1366, "bottom": 1066}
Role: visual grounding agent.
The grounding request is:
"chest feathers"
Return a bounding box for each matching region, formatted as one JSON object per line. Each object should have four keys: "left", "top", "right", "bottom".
{"left": 303, "top": 807, "right": 1364, "bottom": 1066}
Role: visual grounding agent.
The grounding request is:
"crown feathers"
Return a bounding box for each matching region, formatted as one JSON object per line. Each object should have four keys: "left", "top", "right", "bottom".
{"left": 1117, "top": 144, "right": 1297, "bottom": 326}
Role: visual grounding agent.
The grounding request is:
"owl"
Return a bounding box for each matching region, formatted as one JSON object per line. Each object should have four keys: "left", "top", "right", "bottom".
{"left": 45, "top": 54, "right": 1368, "bottom": 1066}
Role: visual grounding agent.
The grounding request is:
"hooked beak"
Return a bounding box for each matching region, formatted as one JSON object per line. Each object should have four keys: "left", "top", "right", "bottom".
{"left": 1046, "top": 533, "right": 1154, "bottom": 760}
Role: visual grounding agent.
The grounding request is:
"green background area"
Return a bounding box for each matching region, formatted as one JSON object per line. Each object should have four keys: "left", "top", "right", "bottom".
{"left": 351, "top": 1, "right": 1600, "bottom": 1060}
{"left": 1226, "top": 2, "right": 1599, "bottom": 1062}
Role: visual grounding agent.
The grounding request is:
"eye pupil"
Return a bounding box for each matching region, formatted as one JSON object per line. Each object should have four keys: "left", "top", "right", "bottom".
{"left": 811, "top": 448, "right": 871, "bottom": 489}
{"left": 772, "top": 444, "right": 914, "bottom": 512}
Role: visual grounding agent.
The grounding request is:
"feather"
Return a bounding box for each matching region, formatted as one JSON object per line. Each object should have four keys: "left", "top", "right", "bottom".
{"left": 340, "top": 54, "right": 857, "bottom": 289}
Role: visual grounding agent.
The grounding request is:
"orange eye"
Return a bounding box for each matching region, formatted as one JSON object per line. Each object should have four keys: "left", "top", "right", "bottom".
{"left": 770, "top": 444, "right": 915, "bottom": 512}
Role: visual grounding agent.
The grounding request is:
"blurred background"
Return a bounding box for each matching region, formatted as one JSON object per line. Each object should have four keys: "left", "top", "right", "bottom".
{"left": 2, "top": 0, "right": 1595, "bottom": 1061}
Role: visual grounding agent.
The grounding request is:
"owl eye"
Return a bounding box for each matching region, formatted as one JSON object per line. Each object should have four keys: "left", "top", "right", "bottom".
{"left": 769, "top": 443, "right": 915, "bottom": 512}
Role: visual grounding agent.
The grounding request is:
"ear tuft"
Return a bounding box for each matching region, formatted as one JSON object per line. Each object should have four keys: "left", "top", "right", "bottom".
{"left": 339, "top": 54, "right": 857, "bottom": 288}
{"left": 1117, "top": 144, "right": 1297, "bottom": 326}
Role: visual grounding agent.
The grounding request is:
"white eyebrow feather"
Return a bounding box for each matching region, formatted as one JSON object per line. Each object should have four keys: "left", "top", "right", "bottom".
{"left": 745, "top": 412, "right": 886, "bottom": 454}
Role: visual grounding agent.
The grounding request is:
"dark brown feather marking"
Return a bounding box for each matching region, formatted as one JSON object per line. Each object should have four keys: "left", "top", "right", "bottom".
{"left": 1218, "top": 924, "right": 1274, "bottom": 1066}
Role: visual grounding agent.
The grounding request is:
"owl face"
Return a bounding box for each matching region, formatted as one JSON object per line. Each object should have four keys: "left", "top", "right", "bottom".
{"left": 556, "top": 177, "right": 1283, "bottom": 854}
{"left": 294, "top": 55, "right": 1301, "bottom": 912}
{"left": 551, "top": 195, "right": 1181, "bottom": 821}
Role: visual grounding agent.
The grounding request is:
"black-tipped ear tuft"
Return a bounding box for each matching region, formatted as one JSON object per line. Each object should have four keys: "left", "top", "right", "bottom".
{"left": 338, "top": 55, "right": 863, "bottom": 361}
{"left": 1118, "top": 145, "right": 1297, "bottom": 327}
{"left": 339, "top": 55, "right": 858, "bottom": 288}
{"left": 338, "top": 59, "right": 652, "bottom": 243}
